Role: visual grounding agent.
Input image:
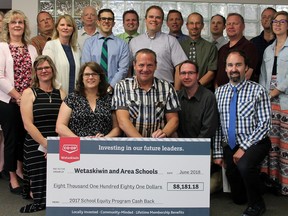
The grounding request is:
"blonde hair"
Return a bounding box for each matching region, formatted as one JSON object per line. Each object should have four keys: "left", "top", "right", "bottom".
{"left": 1, "top": 10, "right": 31, "bottom": 44}
{"left": 52, "top": 14, "right": 78, "bottom": 51}
{"left": 31, "top": 55, "right": 58, "bottom": 89}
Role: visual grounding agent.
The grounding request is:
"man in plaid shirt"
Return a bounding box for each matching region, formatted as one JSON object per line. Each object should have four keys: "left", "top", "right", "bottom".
{"left": 213, "top": 50, "right": 271, "bottom": 216}
{"left": 112, "top": 48, "right": 180, "bottom": 138}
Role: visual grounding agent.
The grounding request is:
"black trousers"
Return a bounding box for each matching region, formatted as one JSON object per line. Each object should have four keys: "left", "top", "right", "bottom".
{"left": 0, "top": 100, "right": 25, "bottom": 172}
{"left": 223, "top": 137, "right": 271, "bottom": 206}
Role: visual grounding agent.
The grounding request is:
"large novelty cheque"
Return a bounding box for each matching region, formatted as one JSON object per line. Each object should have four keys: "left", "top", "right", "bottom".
{"left": 46, "top": 137, "right": 211, "bottom": 216}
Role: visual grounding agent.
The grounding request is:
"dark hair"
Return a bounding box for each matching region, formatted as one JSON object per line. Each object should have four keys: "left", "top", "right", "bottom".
{"left": 145, "top": 5, "right": 164, "bottom": 21}
{"left": 187, "top": 12, "right": 204, "bottom": 24}
{"left": 227, "top": 13, "right": 245, "bottom": 24}
{"left": 179, "top": 60, "right": 199, "bottom": 73}
{"left": 37, "top": 11, "right": 53, "bottom": 24}
{"left": 123, "top": 9, "right": 139, "bottom": 23}
{"left": 261, "top": 7, "right": 277, "bottom": 16}
{"left": 167, "top": 10, "right": 183, "bottom": 22}
{"left": 134, "top": 48, "right": 157, "bottom": 64}
{"left": 211, "top": 14, "right": 226, "bottom": 25}
{"left": 225, "top": 49, "right": 249, "bottom": 66}
{"left": 32, "top": 55, "right": 57, "bottom": 88}
{"left": 75, "top": 62, "right": 109, "bottom": 97}
{"left": 98, "top": 8, "right": 114, "bottom": 21}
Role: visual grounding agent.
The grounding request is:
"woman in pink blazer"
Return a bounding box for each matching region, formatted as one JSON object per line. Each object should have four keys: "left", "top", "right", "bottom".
{"left": 0, "top": 10, "right": 37, "bottom": 195}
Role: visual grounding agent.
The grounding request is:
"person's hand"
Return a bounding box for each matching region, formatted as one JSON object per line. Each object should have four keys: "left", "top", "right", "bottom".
{"left": 214, "top": 159, "right": 225, "bottom": 168}
{"left": 151, "top": 129, "right": 167, "bottom": 138}
{"left": 16, "top": 95, "right": 21, "bottom": 106}
{"left": 95, "top": 133, "right": 105, "bottom": 137}
{"left": 233, "top": 148, "right": 245, "bottom": 164}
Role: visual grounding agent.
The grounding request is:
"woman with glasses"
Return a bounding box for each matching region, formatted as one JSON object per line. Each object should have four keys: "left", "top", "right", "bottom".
{"left": 260, "top": 10, "right": 288, "bottom": 196}
{"left": 43, "top": 14, "right": 80, "bottom": 94}
{"left": 20, "top": 55, "right": 66, "bottom": 212}
{"left": 0, "top": 10, "right": 38, "bottom": 195}
{"left": 56, "top": 62, "right": 120, "bottom": 137}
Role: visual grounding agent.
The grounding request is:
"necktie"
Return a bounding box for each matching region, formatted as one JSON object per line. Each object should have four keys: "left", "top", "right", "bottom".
{"left": 228, "top": 87, "right": 237, "bottom": 150}
{"left": 189, "top": 41, "right": 196, "bottom": 63}
{"left": 127, "top": 36, "right": 133, "bottom": 44}
{"left": 100, "top": 37, "right": 109, "bottom": 80}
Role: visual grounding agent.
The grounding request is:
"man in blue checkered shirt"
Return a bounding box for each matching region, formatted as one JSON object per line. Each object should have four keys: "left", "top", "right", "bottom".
{"left": 213, "top": 50, "right": 271, "bottom": 216}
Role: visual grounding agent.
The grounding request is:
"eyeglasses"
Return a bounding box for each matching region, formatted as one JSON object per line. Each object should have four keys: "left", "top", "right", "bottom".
{"left": 99, "top": 17, "right": 114, "bottom": 22}
{"left": 179, "top": 71, "right": 197, "bottom": 76}
{"left": 39, "top": 18, "right": 52, "bottom": 23}
{"left": 83, "top": 73, "right": 99, "bottom": 78}
{"left": 10, "top": 20, "right": 24, "bottom": 25}
{"left": 271, "top": 19, "right": 288, "bottom": 25}
{"left": 36, "top": 66, "right": 51, "bottom": 71}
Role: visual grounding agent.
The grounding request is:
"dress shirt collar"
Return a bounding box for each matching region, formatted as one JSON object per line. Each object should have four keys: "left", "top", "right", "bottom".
{"left": 79, "top": 27, "right": 98, "bottom": 36}
{"left": 133, "top": 76, "right": 158, "bottom": 91}
{"left": 145, "top": 31, "right": 162, "bottom": 40}
{"left": 228, "top": 79, "right": 247, "bottom": 92}
{"left": 98, "top": 32, "right": 115, "bottom": 40}
{"left": 179, "top": 84, "right": 203, "bottom": 102}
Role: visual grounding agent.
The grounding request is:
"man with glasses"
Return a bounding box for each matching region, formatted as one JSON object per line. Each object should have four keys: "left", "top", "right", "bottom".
{"left": 78, "top": 6, "right": 98, "bottom": 51}
{"left": 129, "top": 5, "right": 187, "bottom": 90}
{"left": 81, "top": 8, "right": 130, "bottom": 94}
{"left": 215, "top": 13, "right": 258, "bottom": 88}
{"left": 251, "top": 7, "right": 276, "bottom": 83}
{"left": 176, "top": 60, "right": 220, "bottom": 193}
{"left": 31, "top": 11, "right": 54, "bottom": 55}
{"left": 180, "top": 12, "right": 218, "bottom": 91}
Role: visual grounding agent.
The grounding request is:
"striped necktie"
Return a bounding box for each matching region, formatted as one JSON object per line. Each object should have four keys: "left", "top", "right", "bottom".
{"left": 228, "top": 87, "right": 237, "bottom": 150}
{"left": 100, "top": 37, "right": 110, "bottom": 79}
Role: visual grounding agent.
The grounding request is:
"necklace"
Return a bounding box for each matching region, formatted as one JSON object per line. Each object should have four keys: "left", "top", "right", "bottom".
{"left": 45, "top": 92, "right": 52, "bottom": 103}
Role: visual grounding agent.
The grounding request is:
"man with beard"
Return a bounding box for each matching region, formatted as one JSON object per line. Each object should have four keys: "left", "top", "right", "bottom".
{"left": 213, "top": 50, "right": 271, "bottom": 216}
{"left": 251, "top": 7, "right": 276, "bottom": 82}
{"left": 180, "top": 12, "right": 218, "bottom": 91}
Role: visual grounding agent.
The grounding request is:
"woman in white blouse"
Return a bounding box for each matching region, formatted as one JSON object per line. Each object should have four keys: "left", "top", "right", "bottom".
{"left": 43, "top": 14, "right": 80, "bottom": 94}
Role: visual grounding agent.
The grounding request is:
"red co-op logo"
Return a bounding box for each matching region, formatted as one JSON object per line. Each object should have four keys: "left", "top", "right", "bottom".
{"left": 59, "top": 137, "right": 80, "bottom": 163}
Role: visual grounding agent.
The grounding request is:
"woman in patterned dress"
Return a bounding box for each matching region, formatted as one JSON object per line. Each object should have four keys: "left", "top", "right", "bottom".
{"left": 56, "top": 61, "right": 121, "bottom": 137}
{"left": 260, "top": 11, "right": 288, "bottom": 195}
{"left": 0, "top": 10, "right": 38, "bottom": 194}
{"left": 20, "top": 55, "right": 66, "bottom": 212}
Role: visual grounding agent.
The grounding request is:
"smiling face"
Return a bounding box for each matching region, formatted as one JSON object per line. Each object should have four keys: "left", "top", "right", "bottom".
{"left": 272, "top": 14, "right": 288, "bottom": 37}
{"left": 57, "top": 17, "right": 74, "bottom": 39}
{"left": 81, "top": 6, "right": 97, "bottom": 27}
{"left": 167, "top": 11, "right": 183, "bottom": 34}
{"left": 83, "top": 66, "right": 101, "bottom": 90}
{"left": 8, "top": 15, "right": 25, "bottom": 39}
{"left": 186, "top": 13, "right": 204, "bottom": 39}
{"left": 134, "top": 52, "right": 157, "bottom": 86}
{"left": 36, "top": 60, "right": 53, "bottom": 82}
{"left": 179, "top": 63, "right": 198, "bottom": 89}
{"left": 226, "top": 52, "right": 248, "bottom": 85}
{"left": 123, "top": 12, "right": 139, "bottom": 35}
{"left": 145, "top": 8, "right": 163, "bottom": 34}
{"left": 97, "top": 11, "right": 115, "bottom": 37}
{"left": 226, "top": 15, "right": 245, "bottom": 40}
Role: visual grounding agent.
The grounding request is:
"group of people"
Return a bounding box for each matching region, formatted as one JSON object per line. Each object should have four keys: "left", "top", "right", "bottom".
{"left": 0, "top": 4, "right": 287, "bottom": 216}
